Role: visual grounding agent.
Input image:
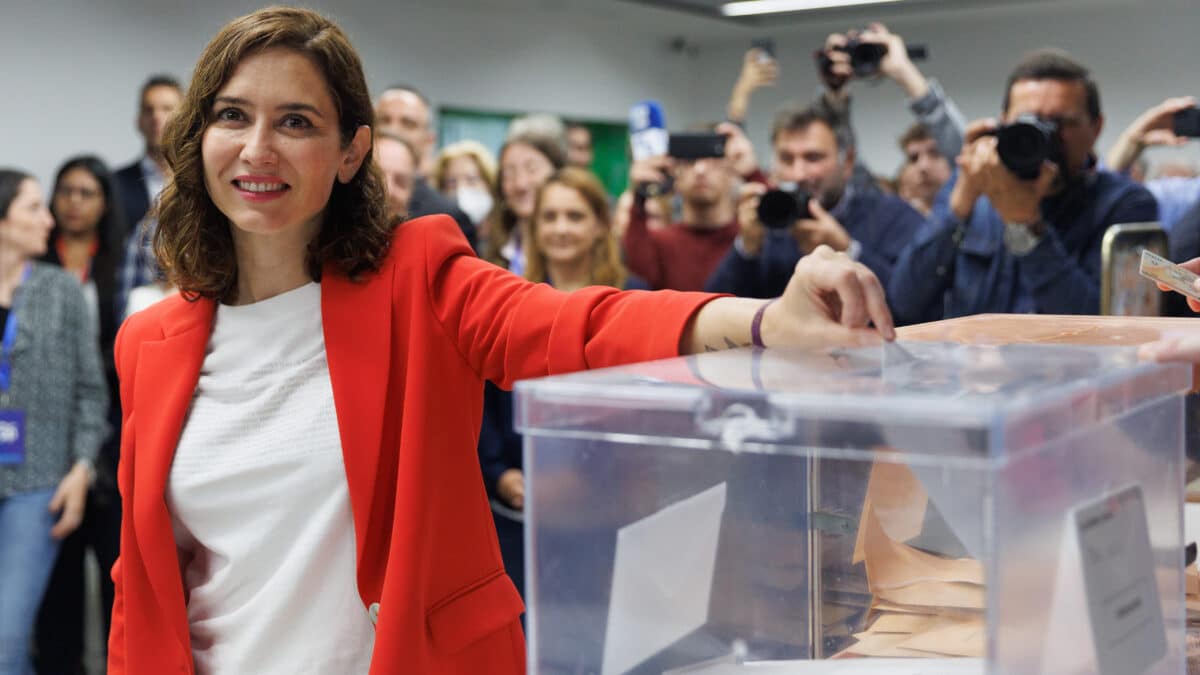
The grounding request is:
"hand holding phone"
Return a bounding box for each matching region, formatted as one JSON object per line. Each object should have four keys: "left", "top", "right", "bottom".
{"left": 751, "top": 38, "right": 776, "bottom": 64}
{"left": 667, "top": 133, "right": 726, "bottom": 161}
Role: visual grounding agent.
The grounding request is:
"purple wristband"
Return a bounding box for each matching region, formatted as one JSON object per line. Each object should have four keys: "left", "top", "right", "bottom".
{"left": 751, "top": 298, "right": 778, "bottom": 349}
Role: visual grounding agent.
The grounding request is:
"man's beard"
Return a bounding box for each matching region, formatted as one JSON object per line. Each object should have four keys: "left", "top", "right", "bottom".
{"left": 684, "top": 190, "right": 719, "bottom": 211}
{"left": 814, "top": 180, "right": 846, "bottom": 212}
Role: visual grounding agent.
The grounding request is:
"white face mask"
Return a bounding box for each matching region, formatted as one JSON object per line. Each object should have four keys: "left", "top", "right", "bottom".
{"left": 455, "top": 187, "right": 494, "bottom": 224}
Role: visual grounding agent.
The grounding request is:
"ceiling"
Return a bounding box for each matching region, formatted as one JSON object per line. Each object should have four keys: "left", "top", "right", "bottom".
{"left": 613, "top": 0, "right": 1129, "bottom": 30}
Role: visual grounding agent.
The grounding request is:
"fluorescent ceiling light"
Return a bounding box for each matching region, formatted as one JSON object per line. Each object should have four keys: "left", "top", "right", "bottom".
{"left": 722, "top": 0, "right": 904, "bottom": 16}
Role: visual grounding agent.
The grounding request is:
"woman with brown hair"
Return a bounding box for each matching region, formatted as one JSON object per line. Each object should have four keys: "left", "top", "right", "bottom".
{"left": 108, "top": 7, "right": 895, "bottom": 675}
{"left": 0, "top": 169, "right": 106, "bottom": 675}
{"left": 524, "top": 167, "right": 644, "bottom": 292}
{"left": 480, "top": 133, "right": 565, "bottom": 273}
{"left": 481, "top": 167, "right": 646, "bottom": 602}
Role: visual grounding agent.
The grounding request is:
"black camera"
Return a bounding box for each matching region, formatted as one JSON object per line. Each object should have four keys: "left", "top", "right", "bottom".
{"left": 993, "top": 114, "right": 1063, "bottom": 180}
{"left": 757, "top": 184, "right": 812, "bottom": 230}
{"left": 818, "top": 38, "right": 927, "bottom": 81}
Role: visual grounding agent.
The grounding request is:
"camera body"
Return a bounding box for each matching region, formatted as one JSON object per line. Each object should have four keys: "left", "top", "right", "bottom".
{"left": 757, "top": 184, "right": 812, "bottom": 230}
{"left": 994, "top": 114, "right": 1063, "bottom": 180}
{"left": 819, "top": 38, "right": 928, "bottom": 80}
{"left": 1175, "top": 106, "right": 1200, "bottom": 138}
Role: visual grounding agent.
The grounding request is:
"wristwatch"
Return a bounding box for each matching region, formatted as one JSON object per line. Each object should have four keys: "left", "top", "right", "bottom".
{"left": 1003, "top": 221, "right": 1046, "bottom": 257}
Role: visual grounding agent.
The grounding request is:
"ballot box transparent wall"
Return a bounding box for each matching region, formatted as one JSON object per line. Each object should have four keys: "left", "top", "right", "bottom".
{"left": 515, "top": 343, "right": 1190, "bottom": 675}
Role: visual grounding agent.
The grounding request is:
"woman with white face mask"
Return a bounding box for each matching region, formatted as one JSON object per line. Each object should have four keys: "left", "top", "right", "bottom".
{"left": 431, "top": 141, "right": 498, "bottom": 249}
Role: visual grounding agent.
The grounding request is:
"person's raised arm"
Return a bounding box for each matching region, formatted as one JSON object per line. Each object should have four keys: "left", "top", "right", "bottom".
{"left": 862, "top": 22, "right": 966, "bottom": 159}
{"left": 1107, "top": 97, "right": 1197, "bottom": 174}
{"left": 622, "top": 156, "right": 674, "bottom": 288}
{"left": 727, "top": 47, "right": 778, "bottom": 125}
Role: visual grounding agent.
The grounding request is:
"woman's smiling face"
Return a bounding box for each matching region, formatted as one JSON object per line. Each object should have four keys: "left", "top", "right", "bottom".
{"left": 201, "top": 47, "right": 364, "bottom": 241}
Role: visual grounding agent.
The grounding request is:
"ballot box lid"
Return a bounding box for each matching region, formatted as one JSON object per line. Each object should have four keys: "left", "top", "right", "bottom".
{"left": 514, "top": 341, "right": 1189, "bottom": 467}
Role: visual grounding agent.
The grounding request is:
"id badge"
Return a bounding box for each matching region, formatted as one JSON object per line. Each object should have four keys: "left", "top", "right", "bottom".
{"left": 0, "top": 409, "right": 25, "bottom": 465}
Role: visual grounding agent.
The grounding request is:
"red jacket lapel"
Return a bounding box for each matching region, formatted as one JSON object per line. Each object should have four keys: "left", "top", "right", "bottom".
{"left": 131, "top": 296, "right": 214, "bottom": 652}
{"left": 321, "top": 264, "right": 394, "bottom": 594}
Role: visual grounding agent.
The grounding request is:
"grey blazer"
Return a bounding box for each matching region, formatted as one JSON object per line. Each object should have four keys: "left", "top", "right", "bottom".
{"left": 0, "top": 262, "right": 109, "bottom": 497}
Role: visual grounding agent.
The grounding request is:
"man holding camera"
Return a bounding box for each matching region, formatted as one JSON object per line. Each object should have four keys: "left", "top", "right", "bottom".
{"left": 624, "top": 123, "right": 764, "bottom": 291}
{"left": 815, "top": 23, "right": 966, "bottom": 193}
{"left": 889, "top": 49, "right": 1158, "bottom": 325}
{"left": 705, "top": 105, "right": 925, "bottom": 301}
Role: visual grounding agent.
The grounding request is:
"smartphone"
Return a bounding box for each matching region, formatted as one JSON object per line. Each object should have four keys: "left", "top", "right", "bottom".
{"left": 1174, "top": 107, "right": 1200, "bottom": 138}
{"left": 668, "top": 133, "right": 726, "bottom": 161}
{"left": 752, "top": 38, "right": 776, "bottom": 63}
{"left": 1103, "top": 222, "right": 1168, "bottom": 316}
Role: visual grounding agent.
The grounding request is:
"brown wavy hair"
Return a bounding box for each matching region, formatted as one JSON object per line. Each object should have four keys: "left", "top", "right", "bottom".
{"left": 154, "top": 6, "right": 390, "bottom": 302}
{"left": 482, "top": 134, "right": 566, "bottom": 268}
{"left": 523, "top": 167, "right": 627, "bottom": 290}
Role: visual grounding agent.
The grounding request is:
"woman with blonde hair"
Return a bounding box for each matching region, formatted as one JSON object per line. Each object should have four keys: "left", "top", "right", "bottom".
{"left": 523, "top": 167, "right": 645, "bottom": 292}
{"left": 107, "top": 6, "right": 894, "bottom": 674}
{"left": 481, "top": 168, "right": 646, "bottom": 601}
{"left": 430, "top": 140, "right": 497, "bottom": 239}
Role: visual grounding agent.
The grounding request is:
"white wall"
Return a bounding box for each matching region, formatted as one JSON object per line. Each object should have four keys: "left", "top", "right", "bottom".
{"left": 0, "top": 0, "right": 701, "bottom": 188}
{"left": 3, "top": 0, "right": 1198, "bottom": 191}
{"left": 685, "top": 0, "right": 1200, "bottom": 179}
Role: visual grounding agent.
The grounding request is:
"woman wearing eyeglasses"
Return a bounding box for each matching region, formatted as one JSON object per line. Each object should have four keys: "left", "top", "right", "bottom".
{"left": 34, "top": 155, "right": 128, "bottom": 673}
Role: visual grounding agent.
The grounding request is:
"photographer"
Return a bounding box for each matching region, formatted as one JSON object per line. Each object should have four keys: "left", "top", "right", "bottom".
{"left": 814, "top": 22, "right": 966, "bottom": 192}
{"left": 705, "top": 104, "right": 924, "bottom": 301}
{"left": 623, "top": 123, "right": 765, "bottom": 291}
{"left": 889, "top": 49, "right": 1158, "bottom": 325}
{"left": 1106, "top": 96, "right": 1200, "bottom": 232}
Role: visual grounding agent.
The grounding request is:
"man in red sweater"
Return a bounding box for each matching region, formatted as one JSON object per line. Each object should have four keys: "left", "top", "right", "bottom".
{"left": 623, "top": 123, "right": 766, "bottom": 290}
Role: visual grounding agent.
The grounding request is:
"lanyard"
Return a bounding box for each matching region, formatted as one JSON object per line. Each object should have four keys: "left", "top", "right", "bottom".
{"left": 0, "top": 263, "right": 32, "bottom": 392}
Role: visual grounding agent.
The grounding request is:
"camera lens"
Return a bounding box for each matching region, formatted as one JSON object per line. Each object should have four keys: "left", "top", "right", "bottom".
{"left": 757, "top": 187, "right": 812, "bottom": 229}
{"left": 757, "top": 191, "right": 797, "bottom": 230}
{"left": 996, "top": 115, "right": 1058, "bottom": 180}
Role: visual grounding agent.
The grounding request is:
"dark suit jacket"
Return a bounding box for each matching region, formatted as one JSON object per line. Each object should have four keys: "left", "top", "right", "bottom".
{"left": 409, "top": 178, "right": 477, "bottom": 251}
{"left": 114, "top": 161, "right": 152, "bottom": 231}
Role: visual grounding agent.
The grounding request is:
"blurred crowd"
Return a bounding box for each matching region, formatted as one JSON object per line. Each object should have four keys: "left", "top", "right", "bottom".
{"left": 3, "top": 18, "right": 1199, "bottom": 673}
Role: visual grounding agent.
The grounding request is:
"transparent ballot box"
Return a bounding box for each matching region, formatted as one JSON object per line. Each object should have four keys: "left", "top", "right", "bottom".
{"left": 514, "top": 342, "right": 1191, "bottom": 675}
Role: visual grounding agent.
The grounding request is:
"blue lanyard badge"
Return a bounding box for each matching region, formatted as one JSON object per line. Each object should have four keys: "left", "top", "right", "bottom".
{"left": 0, "top": 409, "right": 24, "bottom": 465}
{"left": 0, "top": 263, "right": 31, "bottom": 392}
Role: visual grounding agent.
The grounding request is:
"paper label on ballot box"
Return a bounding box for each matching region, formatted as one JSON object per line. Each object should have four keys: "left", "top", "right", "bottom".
{"left": 1074, "top": 484, "right": 1167, "bottom": 675}
{"left": 0, "top": 409, "right": 25, "bottom": 465}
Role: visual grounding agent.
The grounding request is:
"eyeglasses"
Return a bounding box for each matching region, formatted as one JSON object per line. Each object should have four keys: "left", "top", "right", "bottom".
{"left": 54, "top": 186, "right": 101, "bottom": 201}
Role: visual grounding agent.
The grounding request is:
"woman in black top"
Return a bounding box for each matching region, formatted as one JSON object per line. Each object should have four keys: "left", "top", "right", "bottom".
{"left": 35, "top": 156, "right": 128, "bottom": 673}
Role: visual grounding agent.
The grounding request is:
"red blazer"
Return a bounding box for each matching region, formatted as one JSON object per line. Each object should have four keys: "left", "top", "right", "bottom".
{"left": 108, "top": 215, "right": 716, "bottom": 674}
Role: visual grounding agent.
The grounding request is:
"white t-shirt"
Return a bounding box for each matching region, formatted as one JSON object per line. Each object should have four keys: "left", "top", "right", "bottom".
{"left": 167, "top": 282, "right": 375, "bottom": 674}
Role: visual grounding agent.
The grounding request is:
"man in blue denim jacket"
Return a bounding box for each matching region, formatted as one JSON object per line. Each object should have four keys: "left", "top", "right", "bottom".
{"left": 889, "top": 49, "right": 1158, "bottom": 325}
